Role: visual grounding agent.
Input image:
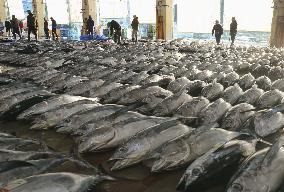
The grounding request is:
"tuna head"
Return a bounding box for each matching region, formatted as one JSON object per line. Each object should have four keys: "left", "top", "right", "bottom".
{"left": 151, "top": 137, "right": 191, "bottom": 172}
{"left": 78, "top": 127, "right": 115, "bottom": 153}
{"left": 110, "top": 137, "right": 151, "bottom": 171}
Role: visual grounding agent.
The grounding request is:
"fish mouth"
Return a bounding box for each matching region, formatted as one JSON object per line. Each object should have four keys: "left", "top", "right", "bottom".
{"left": 176, "top": 174, "right": 188, "bottom": 191}
{"left": 30, "top": 122, "right": 48, "bottom": 130}
{"left": 110, "top": 158, "right": 138, "bottom": 171}
{"left": 151, "top": 158, "right": 180, "bottom": 172}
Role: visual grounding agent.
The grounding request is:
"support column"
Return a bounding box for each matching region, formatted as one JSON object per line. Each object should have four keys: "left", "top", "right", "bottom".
{"left": 32, "top": 0, "right": 45, "bottom": 37}
{"left": 0, "top": 0, "right": 7, "bottom": 22}
{"left": 156, "top": 0, "right": 173, "bottom": 40}
{"left": 82, "top": 0, "right": 97, "bottom": 35}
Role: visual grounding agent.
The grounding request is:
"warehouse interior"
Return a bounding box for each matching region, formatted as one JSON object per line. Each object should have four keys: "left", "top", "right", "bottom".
{"left": 1, "top": 1, "right": 284, "bottom": 192}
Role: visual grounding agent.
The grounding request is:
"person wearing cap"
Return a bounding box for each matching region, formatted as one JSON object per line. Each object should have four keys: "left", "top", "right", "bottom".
{"left": 212, "top": 20, "right": 223, "bottom": 45}
{"left": 27, "top": 10, "right": 37, "bottom": 41}
{"left": 131, "top": 15, "right": 139, "bottom": 42}
{"left": 11, "top": 15, "right": 22, "bottom": 40}
{"left": 230, "top": 17, "right": 238, "bottom": 46}
{"left": 50, "top": 17, "right": 58, "bottom": 40}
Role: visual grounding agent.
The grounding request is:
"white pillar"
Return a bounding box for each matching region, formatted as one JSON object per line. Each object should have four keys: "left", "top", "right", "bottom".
{"left": 33, "top": 0, "right": 45, "bottom": 37}
{"left": 82, "top": 0, "right": 97, "bottom": 35}
{"left": 156, "top": 0, "right": 173, "bottom": 40}
{"left": 0, "top": 0, "right": 7, "bottom": 22}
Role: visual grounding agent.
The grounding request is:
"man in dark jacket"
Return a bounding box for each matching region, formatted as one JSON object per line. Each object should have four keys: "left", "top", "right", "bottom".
{"left": 11, "top": 15, "right": 21, "bottom": 40}
{"left": 212, "top": 20, "right": 223, "bottom": 45}
{"left": 50, "top": 17, "right": 58, "bottom": 40}
{"left": 108, "top": 20, "right": 121, "bottom": 44}
{"left": 27, "top": 10, "right": 37, "bottom": 41}
{"left": 230, "top": 17, "right": 238, "bottom": 46}
{"left": 5, "top": 20, "right": 11, "bottom": 36}
{"left": 86, "top": 15, "right": 95, "bottom": 36}
{"left": 44, "top": 18, "right": 49, "bottom": 39}
{"left": 131, "top": 15, "right": 139, "bottom": 42}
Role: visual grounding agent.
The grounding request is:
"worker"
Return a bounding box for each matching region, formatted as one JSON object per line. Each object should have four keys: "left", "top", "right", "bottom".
{"left": 131, "top": 15, "right": 139, "bottom": 42}
{"left": 86, "top": 15, "right": 94, "bottom": 36}
{"left": 108, "top": 20, "right": 121, "bottom": 44}
{"left": 230, "top": 17, "right": 238, "bottom": 46}
{"left": 19, "top": 20, "right": 24, "bottom": 35}
{"left": 212, "top": 20, "right": 223, "bottom": 45}
{"left": 0, "top": 20, "right": 4, "bottom": 36}
{"left": 11, "top": 15, "right": 22, "bottom": 40}
{"left": 50, "top": 17, "right": 58, "bottom": 40}
{"left": 27, "top": 10, "right": 37, "bottom": 41}
{"left": 4, "top": 20, "right": 11, "bottom": 36}
{"left": 44, "top": 18, "right": 49, "bottom": 39}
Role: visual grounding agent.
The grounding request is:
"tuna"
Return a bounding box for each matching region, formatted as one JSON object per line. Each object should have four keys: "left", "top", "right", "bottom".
{"left": 78, "top": 116, "right": 169, "bottom": 153}
{"left": 30, "top": 100, "right": 100, "bottom": 130}
{"left": 237, "top": 85, "right": 264, "bottom": 105}
{"left": 177, "top": 139, "right": 256, "bottom": 191}
{"left": 238, "top": 73, "right": 255, "bottom": 90}
{"left": 221, "top": 103, "right": 255, "bottom": 131}
{"left": 199, "top": 98, "right": 232, "bottom": 125}
{"left": 222, "top": 84, "right": 243, "bottom": 105}
{"left": 226, "top": 135, "right": 284, "bottom": 192}
{"left": 2, "top": 172, "right": 101, "bottom": 192}
{"left": 153, "top": 89, "right": 192, "bottom": 116}
{"left": 150, "top": 128, "right": 241, "bottom": 172}
{"left": 110, "top": 119, "right": 193, "bottom": 171}
{"left": 17, "top": 95, "right": 98, "bottom": 120}
{"left": 201, "top": 80, "right": 224, "bottom": 101}
{"left": 255, "top": 76, "right": 272, "bottom": 91}
{"left": 175, "top": 97, "right": 210, "bottom": 118}
{"left": 256, "top": 89, "right": 283, "bottom": 109}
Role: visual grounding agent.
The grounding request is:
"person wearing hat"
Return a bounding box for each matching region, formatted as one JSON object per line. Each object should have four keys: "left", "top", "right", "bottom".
{"left": 50, "top": 17, "right": 58, "bottom": 40}
{"left": 27, "top": 10, "right": 37, "bottom": 41}
{"left": 212, "top": 20, "right": 223, "bottom": 45}
{"left": 230, "top": 17, "right": 238, "bottom": 46}
{"left": 131, "top": 15, "right": 139, "bottom": 42}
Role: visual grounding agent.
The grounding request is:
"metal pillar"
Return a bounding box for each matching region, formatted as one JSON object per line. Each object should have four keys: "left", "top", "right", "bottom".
{"left": 220, "top": 0, "right": 224, "bottom": 26}
{"left": 0, "top": 0, "right": 8, "bottom": 22}
{"left": 156, "top": 0, "right": 173, "bottom": 40}
{"left": 82, "top": 0, "right": 97, "bottom": 35}
{"left": 32, "top": 0, "right": 45, "bottom": 37}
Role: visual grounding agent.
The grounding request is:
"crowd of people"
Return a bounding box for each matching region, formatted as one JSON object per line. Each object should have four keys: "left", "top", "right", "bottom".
{"left": 0, "top": 10, "right": 59, "bottom": 42}
{"left": 0, "top": 10, "right": 238, "bottom": 45}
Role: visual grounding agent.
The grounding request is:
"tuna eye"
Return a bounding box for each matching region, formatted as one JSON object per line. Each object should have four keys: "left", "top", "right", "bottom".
{"left": 231, "top": 183, "right": 243, "bottom": 192}
{"left": 191, "top": 167, "right": 202, "bottom": 176}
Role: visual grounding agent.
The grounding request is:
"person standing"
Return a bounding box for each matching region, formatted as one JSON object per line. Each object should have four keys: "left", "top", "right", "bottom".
{"left": 108, "top": 20, "right": 121, "bottom": 44}
{"left": 4, "top": 20, "right": 11, "bottom": 36}
{"left": 50, "top": 17, "right": 58, "bottom": 40}
{"left": 131, "top": 15, "right": 139, "bottom": 42}
{"left": 19, "top": 20, "right": 23, "bottom": 35}
{"left": 230, "top": 17, "right": 238, "bottom": 46}
{"left": 11, "top": 15, "right": 21, "bottom": 40}
{"left": 27, "top": 10, "right": 37, "bottom": 41}
{"left": 212, "top": 20, "right": 223, "bottom": 45}
{"left": 44, "top": 18, "right": 49, "bottom": 39}
{"left": 86, "top": 15, "right": 94, "bottom": 36}
{"left": 0, "top": 20, "right": 4, "bottom": 35}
